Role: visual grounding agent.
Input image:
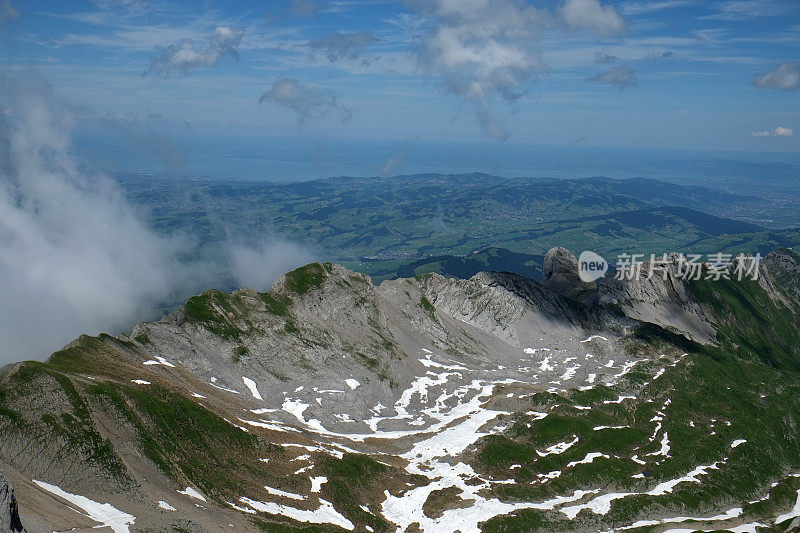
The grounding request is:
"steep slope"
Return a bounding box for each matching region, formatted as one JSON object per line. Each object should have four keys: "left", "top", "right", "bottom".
{"left": 2, "top": 250, "right": 800, "bottom": 532}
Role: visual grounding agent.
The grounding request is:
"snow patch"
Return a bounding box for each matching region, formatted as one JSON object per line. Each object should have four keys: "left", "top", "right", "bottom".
{"left": 581, "top": 335, "right": 608, "bottom": 343}
{"left": 240, "top": 497, "right": 354, "bottom": 530}
{"left": 157, "top": 500, "right": 176, "bottom": 511}
{"left": 264, "top": 485, "right": 306, "bottom": 500}
{"left": 142, "top": 356, "right": 175, "bottom": 367}
{"left": 776, "top": 489, "right": 800, "bottom": 524}
{"left": 177, "top": 487, "right": 206, "bottom": 502}
{"left": 242, "top": 377, "right": 263, "bottom": 400}
{"left": 33, "top": 480, "right": 135, "bottom": 533}
{"left": 310, "top": 476, "right": 328, "bottom": 493}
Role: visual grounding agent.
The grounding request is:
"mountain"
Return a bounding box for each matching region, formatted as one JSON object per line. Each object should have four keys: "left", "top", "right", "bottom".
{"left": 3, "top": 249, "right": 800, "bottom": 531}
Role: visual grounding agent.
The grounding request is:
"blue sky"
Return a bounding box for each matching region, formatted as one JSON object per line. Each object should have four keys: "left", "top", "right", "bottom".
{"left": 1, "top": 0, "right": 800, "bottom": 157}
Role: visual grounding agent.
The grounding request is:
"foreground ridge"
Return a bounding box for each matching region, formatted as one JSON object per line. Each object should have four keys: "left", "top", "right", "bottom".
{"left": 2, "top": 249, "right": 800, "bottom": 532}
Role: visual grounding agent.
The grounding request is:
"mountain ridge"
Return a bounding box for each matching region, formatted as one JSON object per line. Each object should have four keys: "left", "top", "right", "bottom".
{"left": 2, "top": 248, "right": 800, "bottom": 531}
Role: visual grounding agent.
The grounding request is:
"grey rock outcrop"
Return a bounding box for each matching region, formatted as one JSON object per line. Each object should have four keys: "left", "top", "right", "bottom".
{"left": 541, "top": 247, "right": 598, "bottom": 305}
{"left": 541, "top": 246, "right": 579, "bottom": 290}
{"left": 0, "top": 469, "right": 24, "bottom": 533}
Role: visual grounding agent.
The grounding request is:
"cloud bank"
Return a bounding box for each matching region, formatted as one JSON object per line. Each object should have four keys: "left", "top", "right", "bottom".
{"left": 0, "top": 75, "right": 312, "bottom": 364}
{"left": 146, "top": 25, "right": 244, "bottom": 77}
{"left": 754, "top": 61, "right": 800, "bottom": 91}
{"left": 259, "top": 77, "right": 350, "bottom": 126}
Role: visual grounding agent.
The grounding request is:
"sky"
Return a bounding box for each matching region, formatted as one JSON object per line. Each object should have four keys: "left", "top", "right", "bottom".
{"left": 1, "top": 0, "right": 800, "bottom": 161}
{"left": 1, "top": 0, "right": 800, "bottom": 361}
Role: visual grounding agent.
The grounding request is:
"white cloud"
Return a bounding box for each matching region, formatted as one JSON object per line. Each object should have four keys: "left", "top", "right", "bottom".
{"left": 412, "top": 0, "right": 549, "bottom": 141}
{"left": 146, "top": 25, "right": 244, "bottom": 77}
{"left": 754, "top": 61, "right": 800, "bottom": 91}
{"left": 560, "top": 0, "right": 627, "bottom": 35}
{"left": 410, "top": 0, "right": 626, "bottom": 140}
{"left": 259, "top": 77, "right": 350, "bottom": 126}
{"left": 751, "top": 126, "right": 794, "bottom": 137}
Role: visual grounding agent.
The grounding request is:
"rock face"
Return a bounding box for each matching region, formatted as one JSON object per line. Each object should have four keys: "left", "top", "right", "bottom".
{"left": 541, "top": 246, "right": 579, "bottom": 290}
{"left": 541, "top": 246, "right": 598, "bottom": 305}
{"left": 0, "top": 470, "right": 24, "bottom": 533}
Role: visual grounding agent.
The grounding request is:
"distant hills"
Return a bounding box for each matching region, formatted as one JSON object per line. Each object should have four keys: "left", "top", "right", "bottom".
{"left": 392, "top": 247, "right": 544, "bottom": 281}
{"left": 118, "top": 172, "right": 800, "bottom": 283}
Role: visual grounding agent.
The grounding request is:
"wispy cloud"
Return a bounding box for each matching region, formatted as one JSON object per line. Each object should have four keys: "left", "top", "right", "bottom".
{"left": 308, "top": 31, "right": 379, "bottom": 62}
{"left": 645, "top": 50, "right": 675, "bottom": 60}
{"left": 622, "top": 0, "right": 694, "bottom": 15}
{"left": 90, "top": 0, "right": 150, "bottom": 15}
{"left": 291, "top": 0, "right": 321, "bottom": 17}
{"left": 0, "top": 0, "right": 19, "bottom": 25}
{"left": 704, "top": 0, "right": 799, "bottom": 21}
{"left": 589, "top": 65, "right": 638, "bottom": 88}
{"left": 259, "top": 77, "right": 350, "bottom": 126}
{"left": 145, "top": 25, "right": 244, "bottom": 77}
{"left": 754, "top": 61, "right": 800, "bottom": 91}
{"left": 595, "top": 50, "right": 619, "bottom": 64}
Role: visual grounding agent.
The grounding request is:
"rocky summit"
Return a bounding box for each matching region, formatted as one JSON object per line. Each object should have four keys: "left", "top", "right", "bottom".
{"left": 3, "top": 248, "right": 800, "bottom": 532}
